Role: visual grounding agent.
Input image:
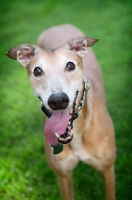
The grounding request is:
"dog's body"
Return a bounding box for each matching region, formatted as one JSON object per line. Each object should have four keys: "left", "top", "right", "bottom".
{"left": 7, "top": 24, "right": 116, "bottom": 200}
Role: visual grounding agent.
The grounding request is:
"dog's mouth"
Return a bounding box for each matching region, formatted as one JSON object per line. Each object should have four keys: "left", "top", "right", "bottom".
{"left": 39, "top": 78, "right": 90, "bottom": 152}
{"left": 41, "top": 91, "right": 79, "bottom": 147}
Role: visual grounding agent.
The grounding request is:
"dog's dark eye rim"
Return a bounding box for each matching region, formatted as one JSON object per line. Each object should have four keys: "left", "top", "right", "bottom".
{"left": 33, "top": 67, "right": 43, "bottom": 77}
{"left": 66, "top": 62, "right": 75, "bottom": 71}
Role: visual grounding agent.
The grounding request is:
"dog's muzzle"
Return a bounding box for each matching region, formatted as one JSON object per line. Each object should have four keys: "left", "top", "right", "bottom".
{"left": 38, "top": 77, "right": 90, "bottom": 154}
{"left": 41, "top": 91, "right": 79, "bottom": 146}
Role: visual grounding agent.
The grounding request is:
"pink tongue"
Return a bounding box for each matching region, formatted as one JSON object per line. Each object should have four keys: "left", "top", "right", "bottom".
{"left": 44, "top": 110, "right": 69, "bottom": 146}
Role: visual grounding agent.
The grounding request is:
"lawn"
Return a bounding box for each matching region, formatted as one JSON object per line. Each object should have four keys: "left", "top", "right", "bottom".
{"left": 0, "top": 0, "right": 132, "bottom": 199}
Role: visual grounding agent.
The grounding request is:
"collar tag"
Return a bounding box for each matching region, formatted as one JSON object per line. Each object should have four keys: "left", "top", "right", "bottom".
{"left": 53, "top": 143, "right": 63, "bottom": 154}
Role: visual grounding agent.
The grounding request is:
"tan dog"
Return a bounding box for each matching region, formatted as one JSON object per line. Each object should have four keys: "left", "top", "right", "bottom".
{"left": 6, "top": 24, "right": 116, "bottom": 200}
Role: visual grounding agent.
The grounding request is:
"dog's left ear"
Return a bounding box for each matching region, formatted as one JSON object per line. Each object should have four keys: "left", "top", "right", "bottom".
{"left": 6, "top": 44, "right": 40, "bottom": 68}
{"left": 66, "top": 37, "right": 99, "bottom": 58}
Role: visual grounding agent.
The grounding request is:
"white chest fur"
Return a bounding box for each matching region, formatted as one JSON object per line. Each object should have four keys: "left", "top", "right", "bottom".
{"left": 70, "top": 133, "right": 99, "bottom": 170}
{"left": 70, "top": 128, "right": 92, "bottom": 163}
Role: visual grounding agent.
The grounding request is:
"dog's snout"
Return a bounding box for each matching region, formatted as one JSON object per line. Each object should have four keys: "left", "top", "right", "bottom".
{"left": 48, "top": 92, "right": 69, "bottom": 110}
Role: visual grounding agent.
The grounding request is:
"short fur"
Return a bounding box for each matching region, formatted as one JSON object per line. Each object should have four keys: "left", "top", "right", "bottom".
{"left": 6, "top": 24, "right": 116, "bottom": 200}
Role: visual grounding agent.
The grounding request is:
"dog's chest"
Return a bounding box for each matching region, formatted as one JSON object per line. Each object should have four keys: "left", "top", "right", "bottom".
{"left": 70, "top": 130, "right": 94, "bottom": 165}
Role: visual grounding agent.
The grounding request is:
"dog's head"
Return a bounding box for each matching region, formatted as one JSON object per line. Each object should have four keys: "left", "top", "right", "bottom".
{"left": 6, "top": 37, "right": 98, "bottom": 147}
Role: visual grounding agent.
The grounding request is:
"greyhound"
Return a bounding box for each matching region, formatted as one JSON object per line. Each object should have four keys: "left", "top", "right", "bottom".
{"left": 6, "top": 24, "right": 116, "bottom": 200}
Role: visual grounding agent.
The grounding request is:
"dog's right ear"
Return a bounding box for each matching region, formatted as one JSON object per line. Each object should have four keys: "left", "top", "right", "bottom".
{"left": 6, "top": 44, "right": 40, "bottom": 68}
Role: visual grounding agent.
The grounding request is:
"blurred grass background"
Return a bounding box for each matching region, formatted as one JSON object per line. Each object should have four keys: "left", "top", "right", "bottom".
{"left": 0, "top": 0, "right": 132, "bottom": 199}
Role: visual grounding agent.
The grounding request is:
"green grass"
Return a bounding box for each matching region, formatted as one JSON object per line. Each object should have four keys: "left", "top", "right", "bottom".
{"left": 0, "top": 0, "right": 132, "bottom": 199}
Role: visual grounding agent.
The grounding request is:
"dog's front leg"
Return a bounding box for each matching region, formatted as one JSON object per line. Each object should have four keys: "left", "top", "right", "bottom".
{"left": 58, "top": 173, "right": 74, "bottom": 200}
{"left": 102, "top": 165, "right": 116, "bottom": 200}
{"left": 44, "top": 141, "right": 78, "bottom": 200}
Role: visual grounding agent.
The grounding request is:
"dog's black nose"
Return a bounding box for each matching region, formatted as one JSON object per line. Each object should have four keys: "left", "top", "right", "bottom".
{"left": 48, "top": 92, "right": 69, "bottom": 110}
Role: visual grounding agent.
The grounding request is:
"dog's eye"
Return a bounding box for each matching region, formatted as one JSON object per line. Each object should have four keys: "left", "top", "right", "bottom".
{"left": 66, "top": 62, "right": 75, "bottom": 72}
{"left": 34, "top": 67, "right": 43, "bottom": 77}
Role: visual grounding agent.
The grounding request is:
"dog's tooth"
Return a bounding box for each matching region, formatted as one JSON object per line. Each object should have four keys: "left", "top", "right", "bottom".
{"left": 55, "top": 132, "right": 60, "bottom": 139}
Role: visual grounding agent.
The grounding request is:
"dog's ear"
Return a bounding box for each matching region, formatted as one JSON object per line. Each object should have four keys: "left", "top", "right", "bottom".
{"left": 66, "top": 37, "right": 99, "bottom": 58}
{"left": 6, "top": 44, "right": 40, "bottom": 68}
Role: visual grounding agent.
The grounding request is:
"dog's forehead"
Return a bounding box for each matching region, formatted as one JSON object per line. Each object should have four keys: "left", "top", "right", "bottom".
{"left": 52, "top": 47, "right": 80, "bottom": 62}
{"left": 30, "top": 47, "right": 81, "bottom": 70}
